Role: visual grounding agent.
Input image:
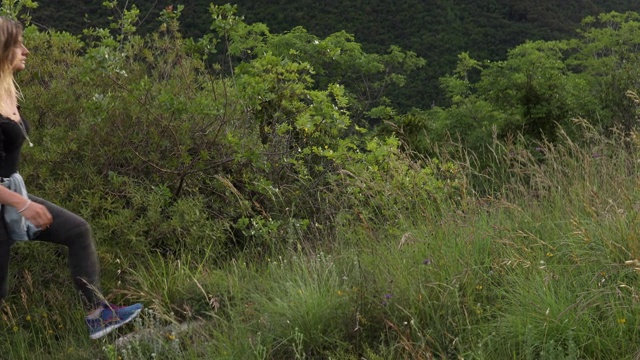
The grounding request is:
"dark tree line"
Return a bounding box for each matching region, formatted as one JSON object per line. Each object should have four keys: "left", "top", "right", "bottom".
{"left": 28, "top": 0, "right": 640, "bottom": 110}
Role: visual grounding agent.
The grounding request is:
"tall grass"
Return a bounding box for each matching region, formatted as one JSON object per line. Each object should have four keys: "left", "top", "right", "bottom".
{"left": 3, "top": 122, "right": 640, "bottom": 359}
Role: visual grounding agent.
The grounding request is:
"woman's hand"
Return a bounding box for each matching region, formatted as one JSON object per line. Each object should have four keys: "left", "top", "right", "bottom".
{"left": 19, "top": 200, "right": 52, "bottom": 229}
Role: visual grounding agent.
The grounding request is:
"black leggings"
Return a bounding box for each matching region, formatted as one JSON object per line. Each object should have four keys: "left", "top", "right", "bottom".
{"left": 0, "top": 195, "right": 101, "bottom": 308}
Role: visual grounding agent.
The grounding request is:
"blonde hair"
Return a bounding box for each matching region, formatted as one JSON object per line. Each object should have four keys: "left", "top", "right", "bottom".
{"left": 0, "top": 17, "right": 22, "bottom": 106}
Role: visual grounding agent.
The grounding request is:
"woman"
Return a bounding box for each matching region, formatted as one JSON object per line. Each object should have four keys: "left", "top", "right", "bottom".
{"left": 0, "top": 17, "right": 142, "bottom": 340}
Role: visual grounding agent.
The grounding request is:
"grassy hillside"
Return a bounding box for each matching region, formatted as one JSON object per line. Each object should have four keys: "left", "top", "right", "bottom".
{"left": 4, "top": 104, "right": 640, "bottom": 359}
{"left": 1, "top": 2, "right": 640, "bottom": 359}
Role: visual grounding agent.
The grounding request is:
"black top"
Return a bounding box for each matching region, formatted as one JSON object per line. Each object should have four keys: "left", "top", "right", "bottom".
{"left": 0, "top": 116, "right": 28, "bottom": 178}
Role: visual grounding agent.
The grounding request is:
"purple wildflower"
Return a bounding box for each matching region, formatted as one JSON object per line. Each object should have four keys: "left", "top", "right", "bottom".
{"left": 381, "top": 293, "right": 392, "bottom": 306}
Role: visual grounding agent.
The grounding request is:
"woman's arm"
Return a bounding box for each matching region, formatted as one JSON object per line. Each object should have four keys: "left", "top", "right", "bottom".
{"left": 0, "top": 185, "right": 52, "bottom": 228}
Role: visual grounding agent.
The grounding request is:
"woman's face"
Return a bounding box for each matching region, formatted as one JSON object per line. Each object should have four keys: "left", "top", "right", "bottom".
{"left": 11, "top": 36, "right": 28, "bottom": 72}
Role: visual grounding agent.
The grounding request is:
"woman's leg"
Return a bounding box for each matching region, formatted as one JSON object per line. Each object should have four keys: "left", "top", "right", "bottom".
{"left": 29, "top": 195, "right": 102, "bottom": 309}
{"left": 0, "top": 206, "right": 14, "bottom": 303}
{"left": 0, "top": 234, "right": 12, "bottom": 303}
{"left": 8, "top": 196, "right": 141, "bottom": 339}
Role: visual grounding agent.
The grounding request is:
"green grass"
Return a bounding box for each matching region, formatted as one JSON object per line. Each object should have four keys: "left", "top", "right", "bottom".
{"left": 4, "top": 128, "right": 640, "bottom": 359}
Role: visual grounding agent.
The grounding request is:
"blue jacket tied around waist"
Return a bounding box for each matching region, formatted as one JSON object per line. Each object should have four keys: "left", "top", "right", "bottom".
{"left": 2, "top": 173, "right": 40, "bottom": 241}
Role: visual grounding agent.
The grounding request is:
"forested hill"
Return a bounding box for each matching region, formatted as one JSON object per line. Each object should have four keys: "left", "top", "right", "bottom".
{"left": 29, "top": 0, "right": 640, "bottom": 110}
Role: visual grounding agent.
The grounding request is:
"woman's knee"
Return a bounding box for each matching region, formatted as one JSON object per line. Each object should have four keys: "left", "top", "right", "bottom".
{"left": 72, "top": 218, "right": 91, "bottom": 238}
{"left": 67, "top": 219, "right": 94, "bottom": 249}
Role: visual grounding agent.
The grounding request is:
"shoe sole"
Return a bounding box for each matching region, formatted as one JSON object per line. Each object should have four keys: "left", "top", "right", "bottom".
{"left": 89, "top": 308, "right": 142, "bottom": 340}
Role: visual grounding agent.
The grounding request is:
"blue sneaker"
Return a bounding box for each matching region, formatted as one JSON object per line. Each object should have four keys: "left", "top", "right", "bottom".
{"left": 86, "top": 302, "right": 143, "bottom": 339}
